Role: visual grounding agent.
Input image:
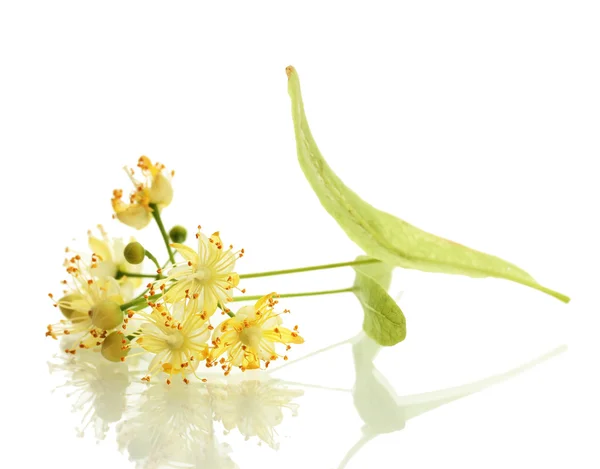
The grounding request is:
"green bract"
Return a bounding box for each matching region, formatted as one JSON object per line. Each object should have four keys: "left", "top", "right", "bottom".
{"left": 352, "top": 257, "right": 406, "bottom": 346}
{"left": 286, "top": 66, "right": 569, "bottom": 303}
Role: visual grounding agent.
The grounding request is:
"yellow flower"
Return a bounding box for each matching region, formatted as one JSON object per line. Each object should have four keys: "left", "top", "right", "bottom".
{"left": 47, "top": 254, "right": 129, "bottom": 353}
{"left": 208, "top": 294, "right": 304, "bottom": 375}
{"left": 159, "top": 229, "right": 242, "bottom": 316}
{"left": 134, "top": 298, "right": 212, "bottom": 384}
{"left": 111, "top": 156, "right": 173, "bottom": 230}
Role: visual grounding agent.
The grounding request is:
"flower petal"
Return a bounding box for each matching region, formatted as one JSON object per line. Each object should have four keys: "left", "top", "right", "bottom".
{"left": 171, "top": 243, "right": 198, "bottom": 264}
{"left": 263, "top": 327, "right": 304, "bottom": 345}
{"left": 136, "top": 333, "right": 167, "bottom": 354}
{"left": 88, "top": 236, "right": 113, "bottom": 263}
{"left": 115, "top": 204, "right": 152, "bottom": 230}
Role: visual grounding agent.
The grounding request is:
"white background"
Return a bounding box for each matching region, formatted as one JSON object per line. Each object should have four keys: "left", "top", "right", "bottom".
{"left": 1, "top": 1, "right": 599, "bottom": 468}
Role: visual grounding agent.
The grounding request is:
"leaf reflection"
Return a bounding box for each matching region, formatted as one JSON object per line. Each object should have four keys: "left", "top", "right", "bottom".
{"left": 340, "top": 333, "right": 566, "bottom": 468}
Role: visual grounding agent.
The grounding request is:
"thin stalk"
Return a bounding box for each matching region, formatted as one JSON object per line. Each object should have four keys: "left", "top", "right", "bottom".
{"left": 120, "top": 292, "right": 162, "bottom": 311}
{"left": 119, "top": 260, "right": 173, "bottom": 312}
{"left": 218, "top": 302, "right": 236, "bottom": 318}
{"left": 149, "top": 203, "right": 175, "bottom": 265}
{"left": 239, "top": 258, "right": 380, "bottom": 280}
{"left": 118, "top": 272, "right": 163, "bottom": 279}
{"left": 144, "top": 249, "right": 162, "bottom": 272}
{"left": 232, "top": 287, "right": 354, "bottom": 303}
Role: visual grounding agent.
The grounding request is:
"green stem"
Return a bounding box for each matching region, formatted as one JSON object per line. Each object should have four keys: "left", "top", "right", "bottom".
{"left": 218, "top": 301, "right": 236, "bottom": 318}
{"left": 125, "top": 329, "right": 142, "bottom": 341}
{"left": 118, "top": 272, "right": 164, "bottom": 279}
{"left": 120, "top": 292, "right": 162, "bottom": 311}
{"left": 144, "top": 249, "right": 162, "bottom": 272}
{"left": 149, "top": 203, "right": 175, "bottom": 265}
{"left": 232, "top": 287, "right": 354, "bottom": 302}
{"left": 239, "top": 258, "right": 380, "bottom": 280}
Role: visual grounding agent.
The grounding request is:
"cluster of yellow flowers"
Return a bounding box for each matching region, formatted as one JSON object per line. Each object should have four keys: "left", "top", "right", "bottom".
{"left": 47, "top": 157, "right": 304, "bottom": 384}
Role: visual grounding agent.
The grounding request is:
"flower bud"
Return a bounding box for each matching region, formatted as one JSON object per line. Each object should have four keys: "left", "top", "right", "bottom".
{"left": 101, "top": 331, "right": 130, "bottom": 362}
{"left": 91, "top": 300, "right": 123, "bottom": 330}
{"left": 58, "top": 293, "right": 86, "bottom": 319}
{"left": 124, "top": 241, "right": 145, "bottom": 264}
{"left": 169, "top": 225, "right": 187, "bottom": 243}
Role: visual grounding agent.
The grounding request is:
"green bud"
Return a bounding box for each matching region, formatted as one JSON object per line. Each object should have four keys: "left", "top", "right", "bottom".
{"left": 169, "top": 225, "right": 187, "bottom": 243}
{"left": 124, "top": 241, "right": 145, "bottom": 264}
{"left": 58, "top": 293, "right": 86, "bottom": 320}
{"left": 91, "top": 300, "right": 123, "bottom": 330}
{"left": 101, "top": 331, "right": 130, "bottom": 362}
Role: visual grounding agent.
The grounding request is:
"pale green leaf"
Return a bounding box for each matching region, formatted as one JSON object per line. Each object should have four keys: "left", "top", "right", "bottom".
{"left": 353, "top": 259, "right": 406, "bottom": 346}
{"left": 286, "top": 66, "right": 569, "bottom": 303}
{"left": 354, "top": 256, "right": 393, "bottom": 290}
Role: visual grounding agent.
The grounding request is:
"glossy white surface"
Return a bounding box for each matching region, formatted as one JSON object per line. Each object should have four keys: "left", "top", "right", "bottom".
{"left": 1, "top": 1, "right": 598, "bottom": 468}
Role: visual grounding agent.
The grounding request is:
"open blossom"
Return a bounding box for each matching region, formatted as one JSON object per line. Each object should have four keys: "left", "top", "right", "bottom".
{"left": 133, "top": 298, "right": 212, "bottom": 384}
{"left": 111, "top": 156, "right": 173, "bottom": 229}
{"left": 159, "top": 229, "right": 242, "bottom": 316}
{"left": 208, "top": 294, "right": 304, "bottom": 375}
{"left": 47, "top": 254, "right": 128, "bottom": 352}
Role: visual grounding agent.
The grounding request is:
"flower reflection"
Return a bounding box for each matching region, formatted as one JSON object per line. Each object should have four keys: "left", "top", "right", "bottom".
{"left": 49, "top": 347, "right": 131, "bottom": 439}
{"left": 212, "top": 378, "right": 303, "bottom": 449}
{"left": 49, "top": 350, "right": 304, "bottom": 468}
{"left": 117, "top": 379, "right": 234, "bottom": 469}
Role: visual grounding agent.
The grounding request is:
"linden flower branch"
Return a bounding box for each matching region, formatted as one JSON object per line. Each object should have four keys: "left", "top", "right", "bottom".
{"left": 47, "top": 155, "right": 311, "bottom": 383}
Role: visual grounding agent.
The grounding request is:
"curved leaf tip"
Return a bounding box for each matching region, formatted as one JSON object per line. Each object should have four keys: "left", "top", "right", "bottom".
{"left": 285, "top": 66, "right": 570, "bottom": 304}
